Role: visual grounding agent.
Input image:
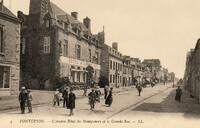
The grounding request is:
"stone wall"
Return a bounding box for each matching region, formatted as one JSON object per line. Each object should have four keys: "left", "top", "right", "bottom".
{"left": 0, "top": 15, "right": 20, "bottom": 95}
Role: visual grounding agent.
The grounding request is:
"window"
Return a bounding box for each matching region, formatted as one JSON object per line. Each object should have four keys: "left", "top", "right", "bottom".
{"left": 110, "top": 60, "right": 112, "bottom": 69}
{"left": 46, "top": 20, "right": 50, "bottom": 27}
{"left": 76, "top": 45, "right": 81, "bottom": 59}
{"left": 116, "top": 62, "right": 118, "bottom": 70}
{"left": 44, "top": 37, "right": 50, "bottom": 53}
{"left": 113, "top": 75, "right": 115, "bottom": 83}
{"left": 21, "top": 38, "right": 25, "bottom": 54}
{"left": 64, "top": 22, "right": 68, "bottom": 30}
{"left": 89, "top": 49, "right": 91, "bottom": 62}
{"left": 63, "top": 40, "right": 68, "bottom": 56}
{"left": 95, "top": 51, "right": 99, "bottom": 64}
{"left": 77, "top": 72, "right": 80, "bottom": 82}
{"left": 0, "top": 27, "right": 3, "bottom": 53}
{"left": 0, "top": 66, "right": 10, "bottom": 88}
{"left": 113, "top": 61, "right": 115, "bottom": 70}
{"left": 110, "top": 74, "right": 112, "bottom": 83}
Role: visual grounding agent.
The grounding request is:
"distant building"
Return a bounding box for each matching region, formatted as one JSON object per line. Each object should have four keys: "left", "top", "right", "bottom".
{"left": 0, "top": 1, "right": 21, "bottom": 95}
{"left": 131, "top": 58, "right": 144, "bottom": 84}
{"left": 122, "top": 55, "right": 132, "bottom": 86}
{"left": 18, "top": 0, "right": 102, "bottom": 90}
{"left": 143, "top": 59, "right": 162, "bottom": 81}
{"left": 100, "top": 42, "right": 123, "bottom": 87}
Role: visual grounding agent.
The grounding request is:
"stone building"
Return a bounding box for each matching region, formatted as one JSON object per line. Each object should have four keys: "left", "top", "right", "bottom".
{"left": 122, "top": 55, "right": 132, "bottom": 86}
{"left": 18, "top": 0, "right": 103, "bottom": 90}
{"left": 183, "top": 49, "right": 194, "bottom": 91}
{"left": 100, "top": 42, "right": 123, "bottom": 87}
{"left": 184, "top": 39, "right": 200, "bottom": 101}
{"left": 0, "top": 1, "right": 21, "bottom": 95}
{"left": 143, "top": 59, "right": 162, "bottom": 82}
{"left": 131, "top": 58, "right": 145, "bottom": 84}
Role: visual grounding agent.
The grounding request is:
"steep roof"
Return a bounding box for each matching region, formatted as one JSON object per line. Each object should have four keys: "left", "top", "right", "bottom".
{"left": 1, "top": 5, "right": 17, "bottom": 18}
{"left": 49, "top": 2, "right": 92, "bottom": 35}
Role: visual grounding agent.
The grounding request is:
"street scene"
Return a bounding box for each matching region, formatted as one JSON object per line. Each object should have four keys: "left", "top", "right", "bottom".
{"left": 1, "top": 0, "right": 200, "bottom": 128}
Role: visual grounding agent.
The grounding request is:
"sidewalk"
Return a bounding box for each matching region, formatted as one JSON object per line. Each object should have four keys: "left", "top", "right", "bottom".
{"left": 0, "top": 86, "right": 133, "bottom": 111}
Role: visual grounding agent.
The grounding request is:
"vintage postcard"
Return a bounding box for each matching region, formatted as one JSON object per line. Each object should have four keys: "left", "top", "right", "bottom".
{"left": 0, "top": 0, "right": 200, "bottom": 128}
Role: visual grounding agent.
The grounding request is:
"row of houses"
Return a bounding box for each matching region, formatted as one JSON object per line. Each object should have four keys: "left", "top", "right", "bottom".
{"left": 0, "top": 0, "right": 176, "bottom": 96}
{"left": 183, "top": 38, "right": 200, "bottom": 102}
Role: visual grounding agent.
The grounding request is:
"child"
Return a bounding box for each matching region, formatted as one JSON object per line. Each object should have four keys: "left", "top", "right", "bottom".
{"left": 53, "top": 89, "right": 60, "bottom": 106}
{"left": 27, "top": 89, "right": 33, "bottom": 113}
{"left": 88, "top": 89, "right": 96, "bottom": 110}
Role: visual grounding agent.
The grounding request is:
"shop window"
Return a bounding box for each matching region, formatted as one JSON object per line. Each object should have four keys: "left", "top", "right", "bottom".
{"left": 0, "top": 66, "right": 10, "bottom": 88}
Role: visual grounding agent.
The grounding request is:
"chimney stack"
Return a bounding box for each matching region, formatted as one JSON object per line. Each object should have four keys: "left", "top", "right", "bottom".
{"left": 71, "top": 12, "right": 78, "bottom": 20}
{"left": 83, "top": 17, "right": 91, "bottom": 30}
{"left": 0, "top": 0, "right": 4, "bottom": 12}
{"left": 112, "top": 42, "right": 118, "bottom": 50}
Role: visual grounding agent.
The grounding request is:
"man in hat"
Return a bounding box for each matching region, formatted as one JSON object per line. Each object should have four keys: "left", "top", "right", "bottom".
{"left": 18, "top": 86, "right": 27, "bottom": 114}
{"left": 62, "top": 87, "right": 68, "bottom": 108}
{"left": 27, "top": 89, "right": 33, "bottom": 113}
{"left": 88, "top": 88, "right": 96, "bottom": 110}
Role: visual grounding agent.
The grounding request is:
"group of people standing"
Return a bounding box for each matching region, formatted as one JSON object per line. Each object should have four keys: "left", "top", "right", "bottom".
{"left": 87, "top": 85, "right": 113, "bottom": 110}
{"left": 18, "top": 86, "right": 33, "bottom": 114}
{"left": 53, "top": 88, "right": 76, "bottom": 116}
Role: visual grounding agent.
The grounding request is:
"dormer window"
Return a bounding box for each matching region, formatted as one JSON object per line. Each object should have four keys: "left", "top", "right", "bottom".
{"left": 63, "top": 22, "right": 68, "bottom": 31}
{"left": 45, "top": 20, "right": 50, "bottom": 27}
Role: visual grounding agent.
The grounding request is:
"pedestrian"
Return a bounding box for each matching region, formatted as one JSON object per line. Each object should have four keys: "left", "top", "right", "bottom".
{"left": 95, "top": 86, "right": 101, "bottom": 102}
{"left": 26, "top": 89, "right": 33, "bottom": 113}
{"left": 175, "top": 86, "right": 182, "bottom": 102}
{"left": 53, "top": 89, "right": 60, "bottom": 106}
{"left": 83, "top": 85, "right": 87, "bottom": 96}
{"left": 62, "top": 88, "right": 68, "bottom": 108}
{"left": 137, "top": 84, "right": 142, "bottom": 96}
{"left": 88, "top": 88, "right": 96, "bottom": 110}
{"left": 67, "top": 88, "right": 76, "bottom": 116}
{"left": 104, "top": 85, "right": 109, "bottom": 99}
{"left": 105, "top": 87, "right": 113, "bottom": 107}
{"left": 18, "top": 86, "right": 27, "bottom": 114}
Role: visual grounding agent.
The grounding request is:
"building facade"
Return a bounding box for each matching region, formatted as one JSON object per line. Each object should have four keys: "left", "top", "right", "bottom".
{"left": 0, "top": 1, "right": 21, "bottom": 95}
{"left": 18, "top": 0, "right": 102, "bottom": 90}
{"left": 100, "top": 42, "right": 123, "bottom": 87}
{"left": 122, "top": 55, "right": 132, "bottom": 86}
{"left": 184, "top": 39, "right": 200, "bottom": 101}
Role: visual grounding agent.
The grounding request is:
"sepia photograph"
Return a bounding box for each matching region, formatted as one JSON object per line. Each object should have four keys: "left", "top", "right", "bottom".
{"left": 0, "top": 0, "right": 200, "bottom": 128}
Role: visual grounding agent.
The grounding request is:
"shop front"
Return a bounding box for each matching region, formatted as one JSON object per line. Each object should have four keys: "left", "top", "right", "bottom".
{"left": 59, "top": 56, "right": 100, "bottom": 86}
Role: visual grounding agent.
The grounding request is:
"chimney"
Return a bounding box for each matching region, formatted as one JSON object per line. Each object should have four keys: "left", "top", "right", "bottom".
{"left": 83, "top": 17, "right": 91, "bottom": 30}
{"left": 0, "top": 0, "right": 3, "bottom": 12}
{"left": 112, "top": 42, "right": 118, "bottom": 50}
{"left": 71, "top": 12, "right": 78, "bottom": 20}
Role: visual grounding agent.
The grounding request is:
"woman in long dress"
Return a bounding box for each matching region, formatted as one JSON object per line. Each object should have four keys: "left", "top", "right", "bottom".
{"left": 105, "top": 87, "right": 113, "bottom": 107}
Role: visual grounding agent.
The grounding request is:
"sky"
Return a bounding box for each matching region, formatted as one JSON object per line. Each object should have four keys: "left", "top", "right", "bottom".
{"left": 4, "top": 0, "right": 200, "bottom": 78}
